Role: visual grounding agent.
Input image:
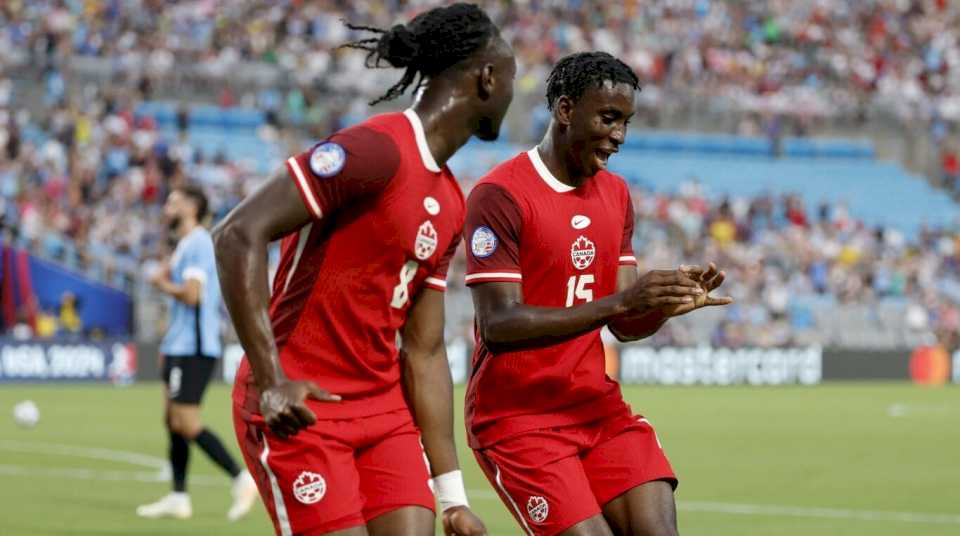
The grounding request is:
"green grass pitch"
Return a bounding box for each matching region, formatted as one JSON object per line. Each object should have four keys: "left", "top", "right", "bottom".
{"left": 0, "top": 383, "right": 957, "bottom": 535}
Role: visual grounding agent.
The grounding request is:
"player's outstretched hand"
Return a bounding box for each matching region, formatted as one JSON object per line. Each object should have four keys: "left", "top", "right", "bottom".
{"left": 622, "top": 269, "right": 704, "bottom": 313}
{"left": 442, "top": 506, "right": 488, "bottom": 536}
{"left": 661, "top": 262, "right": 734, "bottom": 317}
{"left": 259, "top": 380, "right": 340, "bottom": 439}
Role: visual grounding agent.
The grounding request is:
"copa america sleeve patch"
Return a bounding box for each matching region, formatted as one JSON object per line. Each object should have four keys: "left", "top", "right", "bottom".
{"left": 471, "top": 226, "right": 498, "bottom": 258}
{"left": 309, "top": 142, "right": 346, "bottom": 178}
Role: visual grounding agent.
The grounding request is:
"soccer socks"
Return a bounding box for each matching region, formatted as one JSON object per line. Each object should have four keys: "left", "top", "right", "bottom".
{"left": 194, "top": 428, "right": 242, "bottom": 478}
{"left": 169, "top": 431, "right": 190, "bottom": 492}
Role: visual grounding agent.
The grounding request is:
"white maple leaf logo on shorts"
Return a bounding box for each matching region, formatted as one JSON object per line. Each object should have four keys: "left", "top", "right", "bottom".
{"left": 527, "top": 495, "right": 549, "bottom": 524}
{"left": 293, "top": 471, "right": 326, "bottom": 504}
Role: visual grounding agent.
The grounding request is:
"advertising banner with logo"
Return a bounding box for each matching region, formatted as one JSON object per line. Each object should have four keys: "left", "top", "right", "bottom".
{"left": 0, "top": 338, "right": 137, "bottom": 383}
{"left": 617, "top": 346, "right": 823, "bottom": 386}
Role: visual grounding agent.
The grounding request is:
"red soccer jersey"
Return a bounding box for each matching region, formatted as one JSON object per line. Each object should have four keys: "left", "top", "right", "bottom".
{"left": 233, "top": 110, "right": 464, "bottom": 420}
{"left": 463, "top": 148, "right": 637, "bottom": 448}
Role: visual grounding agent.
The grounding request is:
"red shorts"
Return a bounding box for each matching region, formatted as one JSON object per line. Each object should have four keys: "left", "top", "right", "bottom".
{"left": 474, "top": 412, "right": 676, "bottom": 536}
{"left": 233, "top": 405, "right": 435, "bottom": 535}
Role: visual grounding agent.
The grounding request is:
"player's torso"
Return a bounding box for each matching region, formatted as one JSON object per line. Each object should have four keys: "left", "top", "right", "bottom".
{"left": 467, "top": 151, "right": 630, "bottom": 444}
{"left": 163, "top": 228, "right": 220, "bottom": 357}
{"left": 516, "top": 178, "right": 625, "bottom": 309}
{"left": 269, "top": 114, "right": 464, "bottom": 410}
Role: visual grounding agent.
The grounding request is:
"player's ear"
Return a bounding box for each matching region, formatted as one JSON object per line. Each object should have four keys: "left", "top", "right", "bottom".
{"left": 478, "top": 63, "right": 495, "bottom": 100}
{"left": 554, "top": 95, "right": 574, "bottom": 126}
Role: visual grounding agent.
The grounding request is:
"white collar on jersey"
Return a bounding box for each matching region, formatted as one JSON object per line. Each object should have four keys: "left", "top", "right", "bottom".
{"left": 527, "top": 147, "right": 575, "bottom": 193}
{"left": 403, "top": 109, "right": 442, "bottom": 173}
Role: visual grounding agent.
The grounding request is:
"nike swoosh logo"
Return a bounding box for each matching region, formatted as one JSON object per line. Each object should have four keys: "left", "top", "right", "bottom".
{"left": 571, "top": 215, "right": 591, "bottom": 229}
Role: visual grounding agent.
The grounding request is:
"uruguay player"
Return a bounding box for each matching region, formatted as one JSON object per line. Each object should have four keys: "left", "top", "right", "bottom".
{"left": 136, "top": 184, "right": 258, "bottom": 521}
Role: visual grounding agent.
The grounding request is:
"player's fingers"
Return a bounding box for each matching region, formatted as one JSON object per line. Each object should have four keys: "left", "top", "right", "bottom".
{"left": 679, "top": 264, "right": 706, "bottom": 278}
{"left": 705, "top": 295, "right": 734, "bottom": 306}
{"left": 305, "top": 382, "right": 342, "bottom": 402}
{"left": 705, "top": 270, "right": 726, "bottom": 291}
{"left": 266, "top": 419, "right": 290, "bottom": 440}
{"left": 667, "top": 272, "right": 702, "bottom": 288}
{"left": 273, "top": 409, "right": 302, "bottom": 436}
{"left": 654, "top": 284, "right": 702, "bottom": 297}
{"left": 467, "top": 521, "right": 488, "bottom": 536}
{"left": 654, "top": 295, "right": 695, "bottom": 305}
{"left": 290, "top": 404, "right": 317, "bottom": 428}
{"left": 699, "top": 262, "right": 718, "bottom": 282}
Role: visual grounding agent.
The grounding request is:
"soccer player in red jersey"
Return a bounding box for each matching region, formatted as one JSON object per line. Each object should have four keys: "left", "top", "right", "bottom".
{"left": 463, "top": 52, "right": 733, "bottom": 536}
{"left": 213, "top": 5, "right": 515, "bottom": 536}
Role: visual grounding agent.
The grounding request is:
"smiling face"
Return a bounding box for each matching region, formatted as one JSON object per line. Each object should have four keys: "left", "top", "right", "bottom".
{"left": 561, "top": 80, "right": 636, "bottom": 178}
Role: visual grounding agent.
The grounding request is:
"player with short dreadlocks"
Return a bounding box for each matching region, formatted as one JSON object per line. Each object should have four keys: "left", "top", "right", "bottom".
{"left": 463, "top": 52, "right": 732, "bottom": 535}
{"left": 215, "top": 3, "right": 514, "bottom": 535}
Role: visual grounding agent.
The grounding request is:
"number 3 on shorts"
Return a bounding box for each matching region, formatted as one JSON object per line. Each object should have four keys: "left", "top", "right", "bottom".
{"left": 391, "top": 261, "right": 420, "bottom": 309}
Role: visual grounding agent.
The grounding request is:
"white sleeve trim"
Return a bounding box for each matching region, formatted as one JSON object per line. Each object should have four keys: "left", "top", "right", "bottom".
{"left": 182, "top": 266, "right": 207, "bottom": 286}
{"left": 464, "top": 272, "right": 523, "bottom": 283}
{"left": 619, "top": 255, "right": 637, "bottom": 263}
{"left": 287, "top": 156, "right": 324, "bottom": 219}
{"left": 424, "top": 276, "right": 447, "bottom": 289}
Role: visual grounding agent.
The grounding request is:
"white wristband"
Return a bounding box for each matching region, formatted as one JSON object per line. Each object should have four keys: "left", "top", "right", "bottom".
{"left": 433, "top": 470, "right": 469, "bottom": 512}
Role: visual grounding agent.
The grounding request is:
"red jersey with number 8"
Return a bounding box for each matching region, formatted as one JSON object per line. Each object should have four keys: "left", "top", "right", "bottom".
{"left": 233, "top": 110, "right": 464, "bottom": 420}
{"left": 463, "top": 148, "right": 637, "bottom": 448}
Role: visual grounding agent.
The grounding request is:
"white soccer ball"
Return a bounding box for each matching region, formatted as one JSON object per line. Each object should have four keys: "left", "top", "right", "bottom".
{"left": 13, "top": 400, "right": 40, "bottom": 428}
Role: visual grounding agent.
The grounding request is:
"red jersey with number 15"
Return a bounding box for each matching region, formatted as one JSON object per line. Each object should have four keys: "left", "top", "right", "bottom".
{"left": 233, "top": 110, "right": 464, "bottom": 421}
{"left": 463, "top": 148, "right": 637, "bottom": 448}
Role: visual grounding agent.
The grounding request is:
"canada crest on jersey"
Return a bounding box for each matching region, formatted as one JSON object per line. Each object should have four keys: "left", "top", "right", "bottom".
{"left": 570, "top": 235, "right": 595, "bottom": 270}
{"left": 415, "top": 220, "right": 438, "bottom": 260}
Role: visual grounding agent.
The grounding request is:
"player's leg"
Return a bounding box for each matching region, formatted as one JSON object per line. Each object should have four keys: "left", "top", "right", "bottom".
{"left": 473, "top": 436, "right": 612, "bottom": 536}
{"left": 365, "top": 507, "right": 434, "bottom": 536}
{"left": 356, "top": 410, "right": 436, "bottom": 536}
{"left": 581, "top": 415, "right": 678, "bottom": 536}
{"left": 232, "top": 405, "right": 371, "bottom": 535}
{"left": 167, "top": 357, "right": 257, "bottom": 519}
{"left": 137, "top": 356, "right": 192, "bottom": 518}
{"left": 166, "top": 358, "right": 242, "bottom": 477}
{"left": 601, "top": 481, "right": 676, "bottom": 536}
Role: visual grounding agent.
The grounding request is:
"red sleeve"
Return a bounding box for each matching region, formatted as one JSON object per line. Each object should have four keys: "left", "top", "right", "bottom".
{"left": 463, "top": 183, "right": 523, "bottom": 285}
{"left": 285, "top": 125, "right": 400, "bottom": 219}
{"left": 424, "top": 235, "right": 461, "bottom": 292}
{"left": 619, "top": 193, "right": 637, "bottom": 266}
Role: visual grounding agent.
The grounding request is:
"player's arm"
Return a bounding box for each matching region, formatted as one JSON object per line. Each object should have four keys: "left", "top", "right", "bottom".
{"left": 605, "top": 192, "right": 666, "bottom": 342}
{"left": 213, "top": 127, "right": 398, "bottom": 438}
{"left": 472, "top": 271, "right": 701, "bottom": 352}
{"left": 400, "top": 287, "right": 487, "bottom": 535}
{"left": 213, "top": 168, "right": 338, "bottom": 438}
{"left": 151, "top": 268, "right": 202, "bottom": 306}
{"left": 151, "top": 240, "right": 207, "bottom": 305}
{"left": 607, "top": 264, "right": 664, "bottom": 342}
{"left": 609, "top": 263, "right": 734, "bottom": 341}
{"left": 466, "top": 184, "right": 702, "bottom": 352}
{"left": 606, "top": 191, "right": 732, "bottom": 341}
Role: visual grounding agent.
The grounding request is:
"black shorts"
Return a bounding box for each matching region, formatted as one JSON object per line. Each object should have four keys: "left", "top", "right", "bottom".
{"left": 163, "top": 356, "right": 217, "bottom": 405}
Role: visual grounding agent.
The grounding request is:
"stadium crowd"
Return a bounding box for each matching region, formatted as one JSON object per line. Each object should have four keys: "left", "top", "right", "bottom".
{"left": 437, "top": 181, "right": 960, "bottom": 350}
{"left": 1, "top": 0, "right": 959, "bottom": 348}
{"left": 4, "top": 1, "right": 960, "bottom": 134}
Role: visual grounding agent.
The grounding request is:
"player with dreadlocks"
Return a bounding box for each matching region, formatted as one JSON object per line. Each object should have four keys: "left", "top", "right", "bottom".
{"left": 214, "top": 4, "right": 514, "bottom": 535}
{"left": 463, "top": 52, "right": 732, "bottom": 535}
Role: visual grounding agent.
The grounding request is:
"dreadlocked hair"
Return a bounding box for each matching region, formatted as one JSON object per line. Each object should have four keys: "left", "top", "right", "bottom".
{"left": 339, "top": 3, "right": 498, "bottom": 105}
{"left": 545, "top": 52, "right": 640, "bottom": 111}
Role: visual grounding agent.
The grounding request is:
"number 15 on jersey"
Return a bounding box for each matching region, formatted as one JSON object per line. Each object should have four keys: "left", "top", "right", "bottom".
{"left": 565, "top": 274, "right": 594, "bottom": 307}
